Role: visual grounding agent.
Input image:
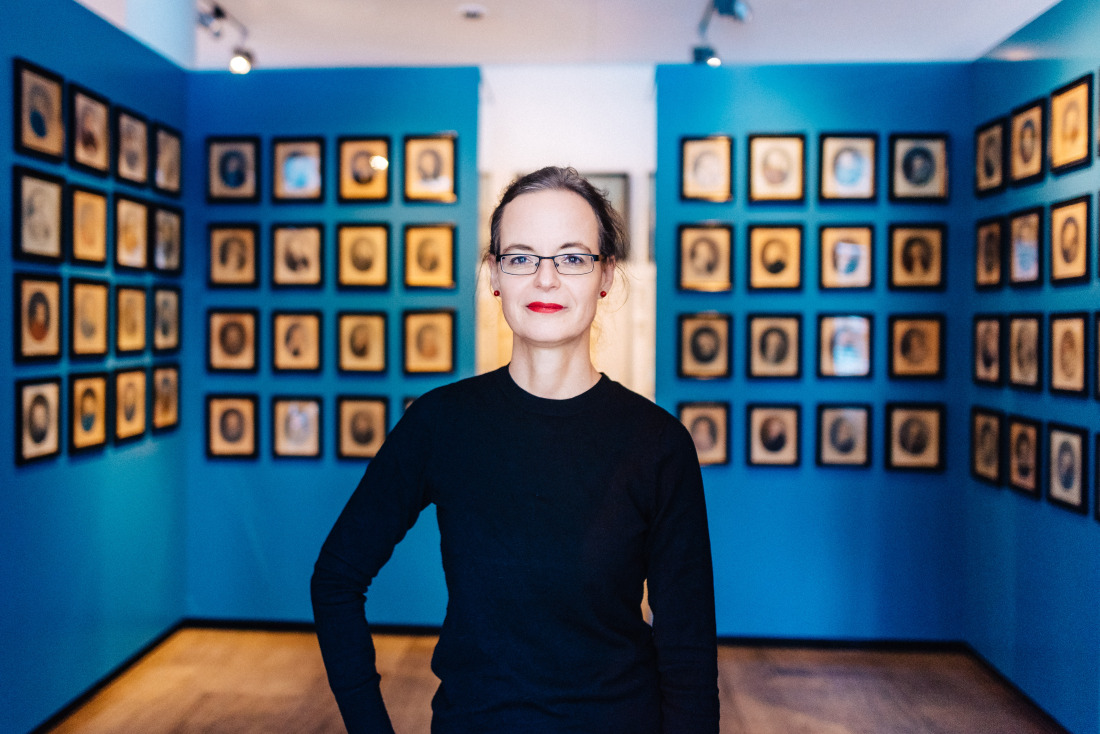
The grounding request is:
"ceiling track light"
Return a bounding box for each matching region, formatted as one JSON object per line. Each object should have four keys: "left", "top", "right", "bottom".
{"left": 693, "top": 45, "right": 721, "bottom": 67}
{"left": 198, "top": 3, "right": 256, "bottom": 74}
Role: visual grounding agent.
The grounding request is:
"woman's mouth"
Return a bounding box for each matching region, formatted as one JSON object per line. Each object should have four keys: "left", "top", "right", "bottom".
{"left": 527, "top": 302, "right": 564, "bottom": 313}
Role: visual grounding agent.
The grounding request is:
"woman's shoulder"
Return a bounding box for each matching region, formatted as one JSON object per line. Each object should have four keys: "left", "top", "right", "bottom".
{"left": 602, "top": 379, "right": 690, "bottom": 442}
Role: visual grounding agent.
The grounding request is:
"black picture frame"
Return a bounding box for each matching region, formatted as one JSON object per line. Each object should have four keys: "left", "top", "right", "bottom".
{"left": 207, "top": 308, "right": 258, "bottom": 373}
{"left": 272, "top": 310, "right": 323, "bottom": 373}
{"left": 816, "top": 403, "right": 871, "bottom": 468}
{"left": 885, "top": 402, "right": 945, "bottom": 472}
{"left": 112, "top": 367, "right": 147, "bottom": 444}
{"left": 970, "top": 406, "right": 1004, "bottom": 486}
{"left": 13, "top": 165, "right": 64, "bottom": 263}
{"left": 817, "top": 313, "right": 873, "bottom": 379}
{"left": 337, "top": 311, "right": 387, "bottom": 373}
{"left": 151, "top": 363, "right": 180, "bottom": 432}
{"left": 205, "top": 394, "right": 259, "bottom": 459}
{"left": 974, "top": 117, "right": 1006, "bottom": 196}
{"left": 1049, "top": 73, "right": 1093, "bottom": 175}
{"left": 747, "top": 224, "right": 802, "bottom": 290}
{"left": 404, "top": 223, "right": 456, "bottom": 289}
{"left": 152, "top": 286, "right": 181, "bottom": 355}
{"left": 69, "top": 184, "right": 108, "bottom": 266}
{"left": 1009, "top": 98, "right": 1045, "bottom": 186}
{"left": 114, "top": 193, "right": 148, "bottom": 271}
{"left": 68, "top": 83, "right": 110, "bottom": 175}
{"left": 402, "top": 309, "right": 456, "bottom": 375}
{"left": 678, "top": 401, "right": 730, "bottom": 467}
{"left": 152, "top": 123, "right": 183, "bottom": 196}
{"left": 746, "top": 313, "right": 801, "bottom": 379}
{"left": 336, "top": 395, "right": 389, "bottom": 460}
{"left": 748, "top": 133, "right": 805, "bottom": 203}
{"left": 271, "top": 395, "right": 323, "bottom": 459}
{"left": 14, "top": 57, "right": 65, "bottom": 162}
{"left": 1008, "top": 206, "right": 1043, "bottom": 287}
{"left": 114, "top": 285, "right": 147, "bottom": 355}
{"left": 337, "top": 223, "right": 390, "bottom": 289}
{"left": 70, "top": 371, "right": 109, "bottom": 453}
{"left": 972, "top": 314, "right": 1003, "bottom": 386}
{"left": 1047, "top": 423, "right": 1088, "bottom": 514}
{"left": 404, "top": 134, "right": 457, "bottom": 204}
{"left": 272, "top": 136, "right": 324, "bottom": 203}
{"left": 1049, "top": 194, "right": 1090, "bottom": 285}
{"left": 69, "top": 278, "right": 109, "bottom": 359}
{"left": 337, "top": 136, "right": 391, "bottom": 203}
{"left": 113, "top": 106, "right": 148, "bottom": 187}
{"left": 974, "top": 216, "right": 1004, "bottom": 289}
{"left": 746, "top": 403, "right": 800, "bottom": 467}
{"left": 889, "top": 133, "right": 949, "bottom": 202}
{"left": 818, "top": 133, "right": 876, "bottom": 202}
{"left": 206, "top": 136, "right": 260, "bottom": 203}
{"left": 1007, "top": 415, "right": 1041, "bottom": 497}
{"left": 680, "top": 135, "right": 733, "bottom": 203}
{"left": 1008, "top": 313, "right": 1043, "bottom": 391}
{"left": 819, "top": 225, "right": 873, "bottom": 290}
{"left": 15, "top": 272, "right": 62, "bottom": 362}
{"left": 15, "top": 377, "right": 62, "bottom": 464}
{"left": 1049, "top": 312, "right": 1088, "bottom": 397}
{"left": 152, "top": 204, "right": 183, "bottom": 275}
{"left": 678, "top": 223, "right": 733, "bottom": 292}
{"left": 271, "top": 223, "right": 324, "bottom": 288}
{"left": 888, "top": 314, "right": 945, "bottom": 379}
{"left": 208, "top": 223, "right": 259, "bottom": 288}
{"left": 889, "top": 223, "right": 945, "bottom": 290}
{"left": 678, "top": 312, "right": 732, "bottom": 379}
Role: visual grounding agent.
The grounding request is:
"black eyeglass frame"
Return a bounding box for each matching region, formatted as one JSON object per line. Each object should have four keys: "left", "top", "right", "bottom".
{"left": 495, "top": 252, "right": 602, "bottom": 275}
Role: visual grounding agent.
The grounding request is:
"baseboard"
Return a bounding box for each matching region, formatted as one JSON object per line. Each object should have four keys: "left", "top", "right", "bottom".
{"left": 715, "top": 634, "right": 971, "bottom": 653}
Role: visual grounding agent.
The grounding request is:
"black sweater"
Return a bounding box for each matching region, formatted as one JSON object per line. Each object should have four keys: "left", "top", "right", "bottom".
{"left": 311, "top": 366, "right": 719, "bottom": 733}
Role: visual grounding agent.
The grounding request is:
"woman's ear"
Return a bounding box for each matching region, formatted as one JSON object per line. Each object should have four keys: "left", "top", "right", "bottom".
{"left": 600, "top": 256, "right": 616, "bottom": 294}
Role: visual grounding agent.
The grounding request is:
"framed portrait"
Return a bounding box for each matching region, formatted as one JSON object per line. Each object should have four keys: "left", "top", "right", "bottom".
{"left": 69, "top": 185, "right": 108, "bottom": 265}
{"left": 1049, "top": 313, "right": 1088, "bottom": 396}
{"left": 15, "top": 273, "right": 61, "bottom": 362}
{"left": 152, "top": 287, "right": 180, "bottom": 354}
{"left": 338, "top": 311, "right": 386, "bottom": 373}
{"left": 14, "top": 58, "right": 65, "bottom": 161}
{"left": 153, "top": 123, "right": 182, "bottom": 196}
{"left": 273, "top": 311, "right": 322, "bottom": 372}
{"left": 338, "top": 223, "right": 389, "bottom": 288}
{"left": 338, "top": 136, "right": 390, "bottom": 202}
{"left": 583, "top": 173, "right": 630, "bottom": 226}
{"left": 816, "top": 404, "right": 871, "bottom": 468}
{"left": 817, "top": 314, "right": 872, "bottom": 378}
{"left": 1049, "top": 195, "right": 1089, "bottom": 284}
{"left": 970, "top": 407, "right": 1003, "bottom": 486}
{"left": 113, "top": 368, "right": 147, "bottom": 443}
{"left": 272, "top": 224, "right": 324, "bottom": 288}
{"left": 678, "top": 312, "right": 731, "bottom": 379}
{"left": 819, "top": 226, "right": 872, "bottom": 290}
{"left": 152, "top": 206, "right": 183, "bottom": 274}
{"left": 69, "top": 84, "right": 110, "bottom": 175}
{"left": 208, "top": 223, "right": 258, "bottom": 288}
{"left": 1007, "top": 416, "right": 1041, "bottom": 496}
{"left": 206, "top": 394, "right": 258, "bottom": 459}
{"left": 889, "top": 134, "right": 948, "bottom": 201}
{"left": 16, "top": 378, "right": 61, "bottom": 464}
{"left": 403, "top": 309, "right": 455, "bottom": 374}
{"left": 818, "top": 134, "right": 876, "bottom": 201}
{"left": 748, "top": 134, "right": 805, "bottom": 202}
{"left": 974, "top": 217, "right": 1004, "bottom": 289}
{"left": 747, "top": 314, "right": 801, "bottom": 379}
{"left": 206, "top": 136, "right": 260, "bottom": 203}
{"left": 151, "top": 365, "right": 179, "bottom": 431}
{"left": 13, "top": 166, "right": 64, "bottom": 262}
{"left": 972, "top": 315, "right": 1002, "bottom": 386}
{"left": 272, "top": 396, "right": 322, "bottom": 458}
{"left": 273, "top": 137, "right": 323, "bottom": 202}
{"left": 70, "top": 372, "right": 108, "bottom": 452}
{"left": 679, "top": 402, "right": 729, "bottom": 467}
{"left": 337, "top": 396, "right": 389, "bottom": 460}
{"left": 678, "top": 223, "right": 732, "bottom": 292}
{"left": 889, "top": 224, "right": 944, "bottom": 290}
{"left": 404, "top": 134, "right": 457, "bottom": 203}
{"left": 114, "top": 194, "right": 148, "bottom": 271}
{"left": 114, "top": 286, "right": 147, "bottom": 355}
{"left": 889, "top": 315, "right": 944, "bottom": 379}
{"left": 748, "top": 225, "right": 801, "bottom": 290}
{"left": 1049, "top": 74, "right": 1092, "bottom": 174}
{"left": 114, "top": 107, "right": 148, "bottom": 186}
{"left": 1008, "top": 207, "right": 1042, "bottom": 286}
{"left": 1008, "top": 314, "right": 1042, "bottom": 390}
{"left": 405, "top": 224, "right": 456, "bottom": 288}
{"left": 974, "top": 118, "right": 1006, "bottom": 196}
{"left": 207, "top": 309, "right": 258, "bottom": 372}
{"left": 1048, "top": 423, "right": 1088, "bottom": 513}
{"left": 747, "top": 404, "right": 800, "bottom": 467}
{"left": 680, "top": 136, "right": 732, "bottom": 202}
{"left": 69, "top": 279, "right": 109, "bottom": 358}
{"left": 1009, "top": 99, "right": 1045, "bottom": 185}
{"left": 885, "top": 402, "right": 944, "bottom": 472}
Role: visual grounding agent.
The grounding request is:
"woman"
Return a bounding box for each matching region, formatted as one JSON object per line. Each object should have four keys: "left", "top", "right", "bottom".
{"left": 312, "top": 166, "right": 719, "bottom": 733}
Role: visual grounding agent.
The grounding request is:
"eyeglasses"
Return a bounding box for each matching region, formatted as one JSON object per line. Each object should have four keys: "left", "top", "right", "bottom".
{"left": 496, "top": 252, "right": 601, "bottom": 275}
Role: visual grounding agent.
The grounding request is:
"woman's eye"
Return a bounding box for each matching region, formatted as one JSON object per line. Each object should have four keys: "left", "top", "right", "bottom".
{"left": 507, "top": 255, "right": 530, "bottom": 265}
{"left": 561, "top": 254, "right": 584, "bottom": 265}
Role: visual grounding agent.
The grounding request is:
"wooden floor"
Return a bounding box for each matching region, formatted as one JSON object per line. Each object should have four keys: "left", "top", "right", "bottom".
{"left": 45, "top": 628, "right": 1066, "bottom": 734}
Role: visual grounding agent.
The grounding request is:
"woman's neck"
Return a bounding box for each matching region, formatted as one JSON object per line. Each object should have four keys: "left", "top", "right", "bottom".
{"left": 508, "top": 339, "right": 600, "bottom": 399}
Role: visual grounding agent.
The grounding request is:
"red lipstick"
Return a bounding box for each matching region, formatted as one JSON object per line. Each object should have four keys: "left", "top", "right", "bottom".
{"left": 527, "top": 302, "right": 563, "bottom": 313}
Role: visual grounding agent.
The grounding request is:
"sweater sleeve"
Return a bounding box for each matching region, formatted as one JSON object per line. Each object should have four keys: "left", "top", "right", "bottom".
{"left": 645, "top": 420, "right": 720, "bottom": 733}
{"left": 310, "top": 398, "right": 435, "bottom": 733}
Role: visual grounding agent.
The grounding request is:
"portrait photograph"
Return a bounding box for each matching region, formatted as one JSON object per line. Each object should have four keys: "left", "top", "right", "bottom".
{"left": 69, "top": 185, "right": 108, "bottom": 265}
{"left": 678, "top": 402, "right": 729, "bottom": 467}
{"left": 206, "top": 394, "right": 258, "bottom": 459}
{"left": 1049, "top": 313, "right": 1087, "bottom": 396}
{"left": 819, "top": 226, "right": 873, "bottom": 290}
{"left": 17, "top": 378, "right": 61, "bottom": 464}
{"left": 14, "top": 166, "right": 64, "bottom": 262}
{"left": 680, "top": 136, "right": 732, "bottom": 202}
{"left": 15, "top": 58, "right": 65, "bottom": 161}
{"left": 114, "top": 107, "right": 148, "bottom": 186}
{"left": 114, "top": 368, "right": 147, "bottom": 443}
{"left": 70, "top": 372, "right": 108, "bottom": 453}
{"left": 115, "top": 286, "right": 147, "bottom": 355}
{"left": 889, "top": 224, "right": 944, "bottom": 290}
{"left": 405, "top": 224, "right": 456, "bottom": 288}
{"left": 889, "top": 134, "right": 948, "bottom": 201}
{"left": 889, "top": 315, "right": 944, "bottom": 379}
{"left": 273, "top": 311, "right": 322, "bottom": 372}
{"left": 816, "top": 404, "right": 871, "bottom": 468}
{"left": 747, "top": 314, "right": 801, "bottom": 379}
{"left": 153, "top": 124, "right": 183, "bottom": 196}
{"left": 337, "top": 396, "right": 388, "bottom": 460}
{"left": 886, "top": 403, "right": 944, "bottom": 472}
{"left": 678, "top": 312, "right": 731, "bottom": 379}
{"left": 69, "top": 279, "right": 109, "bottom": 358}
{"left": 973, "top": 118, "right": 1005, "bottom": 196}
{"left": 207, "top": 309, "right": 258, "bottom": 372}
{"left": 1008, "top": 207, "right": 1042, "bottom": 286}
{"left": 153, "top": 287, "right": 180, "bottom": 354}
{"left": 817, "top": 314, "right": 872, "bottom": 378}
{"left": 1047, "top": 423, "right": 1087, "bottom": 513}
{"left": 69, "top": 84, "right": 110, "bottom": 174}
{"left": 273, "top": 137, "right": 324, "bottom": 202}
{"left": 405, "top": 134, "right": 457, "bottom": 203}
{"left": 748, "top": 225, "right": 802, "bottom": 290}
{"left": 16, "top": 274, "right": 61, "bottom": 362}
{"left": 338, "top": 311, "right": 386, "bottom": 373}
{"left": 152, "top": 365, "right": 179, "bottom": 431}
{"left": 1008, "top": 314, "right": 1042, "bottom": 390}
{"left": 748, "top": 134, "right": 805, "bottom": 202}
{"left": 153, "top": 206, "right": 183, "bottom": 274}
{"left": 207, "top": 136, "right": 260, "bottom": 202}
{"left": 1049, "top": 74, "right": 1092, "bottom": 174}
{"left": 818, "top": 134, "right": 876, "bottom": 201}
{"left": 208, "top": 223, "right": 258, "bottom": 287}
{"left": 974, "top": 217, "right": 1004, "bottom": 288}
{"left": 403, "top": 309, "right": 455, "bottom": 374}
{"left": 338, "top": 223, "right": 389, "bottom": 288}
{"left": 970, "top": 407, "right": 1003, "bottom": 486}
{"left": 114, "top": 194, "right": 148, "bottom": 270}
{"left": 272, "top": 224, "right": 324, "bottom": 287}
{"left": 1049, "top": 195, "right": 1089, "bottom": 284}
{"left": 272, "top": 397, "right": 322, "bottom": 458}
{"left": 678, "top": 223, "right": 732, "bottom": 292}
{"left": 972, "top": 315, "right": 1002, "bottom": 386}
{"left": 338, "top": 137, "right": 390, "bottom": 202}
{"left": 747, "top": 404, "right": 800, "bottom": 467}
{"left": 1009, "top": 99, "right": 1045, "bottom": 185}
{"left": 1007, "top": 417, "right": 1040, "bottom": 496}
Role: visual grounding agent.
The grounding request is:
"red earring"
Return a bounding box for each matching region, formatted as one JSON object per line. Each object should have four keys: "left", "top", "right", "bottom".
{"left": 600, "top": 291, "right": 607, "bottom": 298}
{"left": 493, "top": 290, "right": 500, "bottom": 296}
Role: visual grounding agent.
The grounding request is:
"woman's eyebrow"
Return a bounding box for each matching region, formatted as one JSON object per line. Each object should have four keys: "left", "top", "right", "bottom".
{"left": 500, "top": 242, "right": 594, "bottom": 254}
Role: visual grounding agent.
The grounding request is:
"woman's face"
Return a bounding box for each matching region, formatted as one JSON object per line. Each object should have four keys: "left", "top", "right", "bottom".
{"left": 490, "top": 188, "right": 613, "bottom": 352}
